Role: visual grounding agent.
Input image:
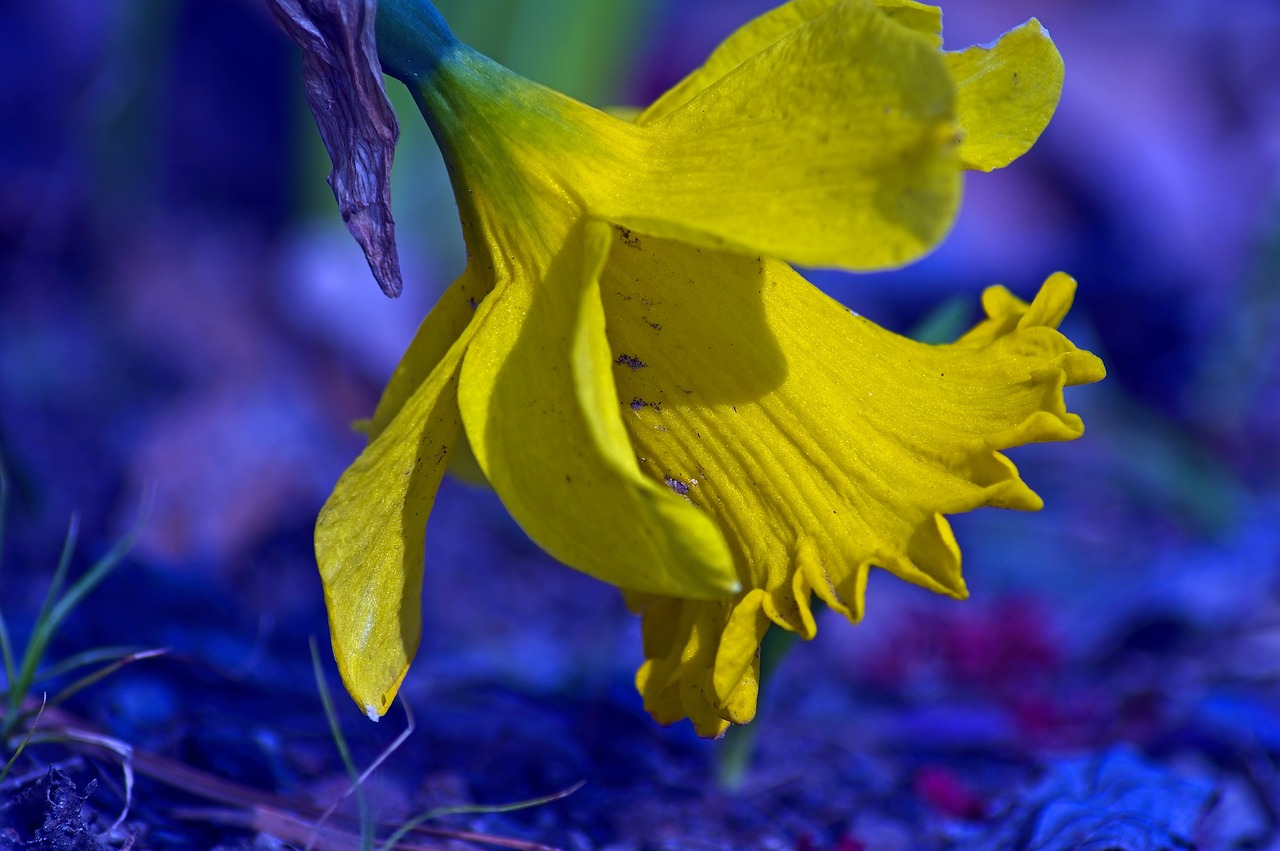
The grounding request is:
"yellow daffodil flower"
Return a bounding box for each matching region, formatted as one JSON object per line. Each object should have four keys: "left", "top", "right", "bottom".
{"left": 315, "top": 0, "right": 1104, "bottom": 735}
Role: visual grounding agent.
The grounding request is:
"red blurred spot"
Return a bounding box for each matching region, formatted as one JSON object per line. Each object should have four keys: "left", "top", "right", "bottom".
{"left": 794, "top": 833, "right": 866, "bottom": 851}
{"left": 912, "top": 764, "right": 988, "bottom": 821}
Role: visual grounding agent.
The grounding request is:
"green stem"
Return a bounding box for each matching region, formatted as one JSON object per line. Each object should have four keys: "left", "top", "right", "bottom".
{"left": 715, "top": 623, "right": 804, "bottom": 792}
{"left": 375, "top": 0, "right": 458, "bottom": 85}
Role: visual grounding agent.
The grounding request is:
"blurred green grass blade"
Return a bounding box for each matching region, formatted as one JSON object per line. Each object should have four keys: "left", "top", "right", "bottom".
{"left": 1099, "top": 394, "right": 1241, "bottom": 534}
{"left": 34, "top": 516, "right": 79, "bottom": 649}
{"left": 47, "top": 648, "right": 167, "bottom": 710}
{"left": 0, "top": 695, "right": 45, "bottom": 785}
{"left": 0, "top": 459, "right": 14, "bottom": 685}
{"left": 506, "top": 0, "right": 645, "bottom": 103}
{"left": 1190, "top": 190, "right": 1280, "bottom": 429}
{"left": 0, "top": 610, "right": 13, "bottom": 694}
{"left": 33, "top": 645, "right": 152, "bottom": 684}
{"left": 0, "top": 453, "right": 9, "bottom": 571}
{"left": 43, "top": 510, "right": 142, "bottom": 643}
{"left": 436, "top": 0, "right": 644, "bottom": 103}
{"left": 909, "top": 295, "right": 972, "bottom": 344}
{"left": 8, "top": 504, "right": 142, "bottom": 729}
{"left": 6, "top": 516, "right": 80, "bottom": 723}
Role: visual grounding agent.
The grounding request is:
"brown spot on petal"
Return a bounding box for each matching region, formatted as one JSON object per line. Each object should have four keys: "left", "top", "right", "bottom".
{"left": 616, "top": 353, "right": 647, "bottom": 370}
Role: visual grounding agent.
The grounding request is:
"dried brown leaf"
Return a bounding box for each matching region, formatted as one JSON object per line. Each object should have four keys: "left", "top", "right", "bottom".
{"left": 269, "top": 0, "right": 404, "bottom": 297}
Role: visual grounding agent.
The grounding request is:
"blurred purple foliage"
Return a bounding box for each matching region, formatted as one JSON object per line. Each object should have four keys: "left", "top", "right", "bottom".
{"left": 1, "top": 0, "right": 1279, "bottom": 848}
{"left": 959, "top": 749, "right": 1216, "bottom": 850}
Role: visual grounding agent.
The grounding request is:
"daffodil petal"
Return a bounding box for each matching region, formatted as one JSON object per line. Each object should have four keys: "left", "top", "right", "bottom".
{"left": 638, "top": 0, "right": 941, "bottom": 126}
{"left": 363, "top": 265, "right": 491, "bottom": 485}
{"left": 947, "top": 19, "right": 1064, "bottom": 172}
{"left": 456, "top": 221, "right": 739, "bottom": 599}
{"left": 869, "top": 0, "right": 942, "bottom": 44}
{"left": 956, "top": 272, "right": 1084, "bottom": 349}
{"left": 711, "top": 589, "right": 769, "bottom": 714}
{"left": 614, "top": 0, "right": 960, "bottom": 271}
{"left": 597, "top": 226, "right": 1103, "bottom": 731}
{"left": 634, "top": 600, "right": 742, "bottom": 737}
{"left": 638, "top": 3, "right": 1061, "bottom": 177}
{"left": 636, "top": 543, "right": 859, "bottom": 728}
{"left": 366, "top": 265, "right": 493, "bottom": 440}
{"left": 315, "top": 294, "right": 497, "bottom": 719}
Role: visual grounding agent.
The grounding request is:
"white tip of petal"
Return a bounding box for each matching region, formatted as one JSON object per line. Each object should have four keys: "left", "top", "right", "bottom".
{"left": 365, "top": 705, "right": 382, "bottom": 722}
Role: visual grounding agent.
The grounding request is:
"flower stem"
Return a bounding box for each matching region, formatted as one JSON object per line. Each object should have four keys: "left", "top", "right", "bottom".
{"left": 716, "top": 622, "right": 805, "bottom": 791}
{"left": 375, "top": 0, "right": 458, "bottom": 85}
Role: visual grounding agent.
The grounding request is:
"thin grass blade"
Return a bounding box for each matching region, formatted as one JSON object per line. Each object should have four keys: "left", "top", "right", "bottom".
{"left": 47, "top": 648, "right": 167, "bottom": 709}
{"left": 8, "top": 499, "right": 145, "bottom": 731}
{"left": 0, "top": 460, "right": 23, "bottom": 694}
{"left": 344, "top": 697, "right": 414, "bottom": 811}
{"left": 44, "top": 498, "right": 148, "bottom": 640}
{"left": 0, "top": 609, "right": 15, "bottom": 696}
{"left": 34, "top": 515, "right": 79, "bottom": 635}
{"left": 0, "top": 693, "right": 46, "bottom": 786}
{"left": 7, "top": 516, "right": 82, "bottom": 723}
{"left": 309, "top": 637, "right": 374, "bottom": 851}
{"left": 34, "top": 645, "right": 154, "bottom": 684}
{"left": 0, "top": 454, "right": 9, "bottom": 570}
{"left": 378, "top": 780, "right": 586, "bottom": 851}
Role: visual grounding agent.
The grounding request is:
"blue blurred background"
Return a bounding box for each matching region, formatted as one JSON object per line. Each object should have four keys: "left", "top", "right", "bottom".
{"left": 2, "top": 0, "right": 1279, "bottom": 848}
